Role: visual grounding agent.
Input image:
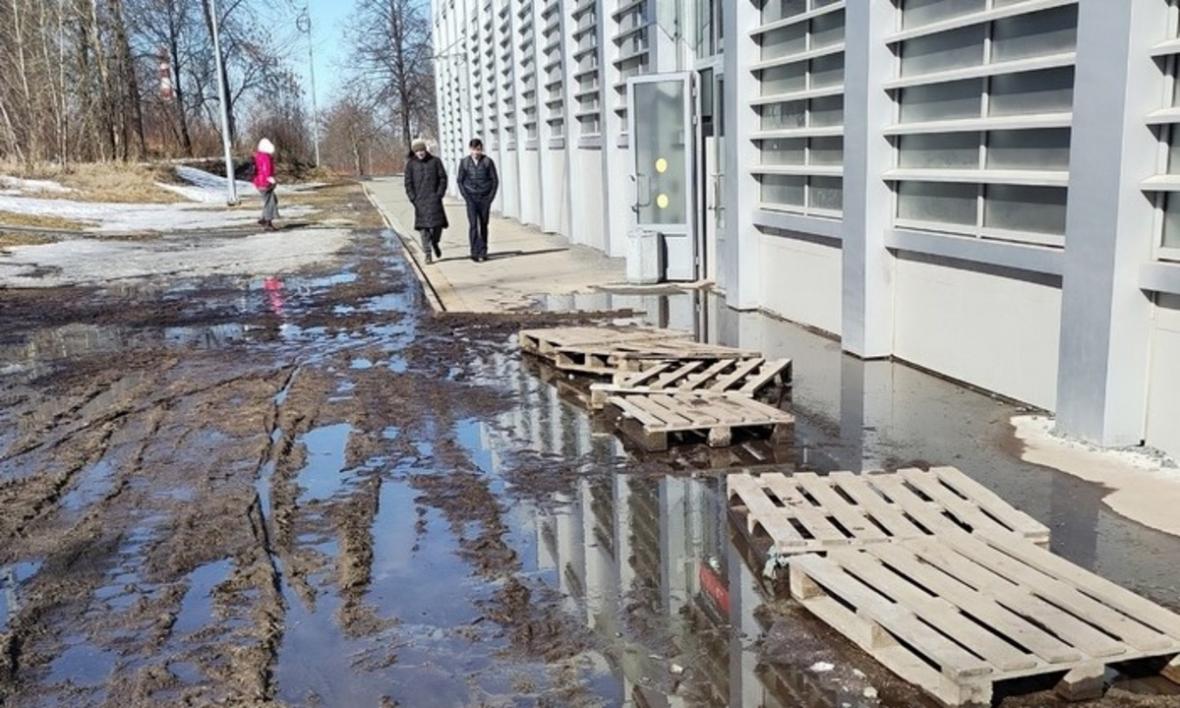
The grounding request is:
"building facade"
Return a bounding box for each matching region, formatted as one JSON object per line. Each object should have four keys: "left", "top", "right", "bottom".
{"left": 432, "top": 0, "right": 1180, "bottom": 458}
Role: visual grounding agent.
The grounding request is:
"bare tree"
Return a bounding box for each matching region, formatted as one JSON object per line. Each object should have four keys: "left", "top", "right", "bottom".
{"left": 0, "top": 0, "right": 306, "bottom": 165}
{"left": 350, "top": 0, "right": 436, "bottom": 150}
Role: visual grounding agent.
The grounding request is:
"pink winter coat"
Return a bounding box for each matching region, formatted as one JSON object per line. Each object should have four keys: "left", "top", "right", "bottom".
{"left": 252, "top": 151, "right": 274, "bottom": 190}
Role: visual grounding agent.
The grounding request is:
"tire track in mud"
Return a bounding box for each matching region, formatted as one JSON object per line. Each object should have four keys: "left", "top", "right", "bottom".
{"left": 0, "top": 204, "right": 657, "bottom": 705}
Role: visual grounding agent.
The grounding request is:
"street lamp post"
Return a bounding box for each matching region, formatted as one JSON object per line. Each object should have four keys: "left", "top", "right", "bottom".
{"left": 297, "top": 6, "right": 321, "bottom": 168}
{"left": 209, "top": 0, "right": 238, "bottom": 205}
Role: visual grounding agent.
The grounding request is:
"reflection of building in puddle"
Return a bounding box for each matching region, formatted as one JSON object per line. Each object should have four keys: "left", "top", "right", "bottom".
{"left": 0, "top": 321, "right": 251, "bottom": 379}
{"left": 535, "top": 474, "right": 880, "bottom": 707}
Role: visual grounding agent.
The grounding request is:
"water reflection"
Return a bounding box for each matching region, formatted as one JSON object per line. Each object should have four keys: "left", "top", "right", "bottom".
{"left": 462, "top": 288, "right": 1180, "bottom": 705}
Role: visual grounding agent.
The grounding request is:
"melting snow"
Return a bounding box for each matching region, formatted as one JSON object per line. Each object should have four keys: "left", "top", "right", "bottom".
{"left": 0, "top": 175, "right": 73, "bottom": 195}
{"left": 159, "top": 166, "right": 328, "bottom": 204}
{"left": 0, "top": 193, "right": 313, "bottom": 233}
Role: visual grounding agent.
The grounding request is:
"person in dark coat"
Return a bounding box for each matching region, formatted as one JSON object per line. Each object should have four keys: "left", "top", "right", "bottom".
{"left": 456, "top": 138, "right": 499, "bottom": 262}
{"left": 404, "top": 139, "right": 448, "bottom": 264}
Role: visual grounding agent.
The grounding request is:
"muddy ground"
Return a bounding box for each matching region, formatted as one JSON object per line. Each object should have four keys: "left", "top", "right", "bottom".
{"left": 1, "top": 183, "right": 1178, "bottom": 707}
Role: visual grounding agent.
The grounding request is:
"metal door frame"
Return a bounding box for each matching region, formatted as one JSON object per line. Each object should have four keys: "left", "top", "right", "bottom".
{"left": 627, "top": 71, "right": 697, "bottom": 279}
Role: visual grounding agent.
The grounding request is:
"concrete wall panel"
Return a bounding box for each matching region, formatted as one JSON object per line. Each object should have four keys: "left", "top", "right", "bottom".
{"left": 893, "top": 254, "right": 1061, "bottom": 410}
{"left": 519, "top": 150, "right": 542, "bottom": 227}
{"left": 571, "top": 148, "right": 605, "bottom": 251}
{"left": 1146, "top": 294, "right": 1180, "bottom": 457}
{"left": 499, "top": 149, "right": 521, "bottom": 220}
{"left": 757, "top": 231, "right": 843, "bottom": 337}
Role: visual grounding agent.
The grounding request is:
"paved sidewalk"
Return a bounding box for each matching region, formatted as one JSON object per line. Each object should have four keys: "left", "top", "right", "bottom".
{"left": 364, "top": 177, "right": 625, "bottom": 312}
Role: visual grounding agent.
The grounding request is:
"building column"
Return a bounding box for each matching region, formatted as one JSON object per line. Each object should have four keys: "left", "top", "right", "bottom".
{"left": 720, "top": 0, "right": 760, "bottom": 309}
{"left": 1055, "top": 0, "right": 1165, "bottom": 446}
{"left": 840, "top": 0, "right": 895, "bottom": 359}
{"left": 599, "top": 1, "right": 631, "bottom": 258}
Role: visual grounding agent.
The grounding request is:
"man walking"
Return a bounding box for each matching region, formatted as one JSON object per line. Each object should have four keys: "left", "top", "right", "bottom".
{"left": 456, "top": 138, "right": 499, "bottom": 262}
{"left": 404, "top": 139, "right": 448, "bottom": 264}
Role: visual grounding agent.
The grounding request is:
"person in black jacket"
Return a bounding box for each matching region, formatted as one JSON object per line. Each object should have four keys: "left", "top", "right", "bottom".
{"left": 404, "top": 139, "right": 448, "bottom": 264}
{"left": 455, "top": 138, "right": 499, "bottom": 262}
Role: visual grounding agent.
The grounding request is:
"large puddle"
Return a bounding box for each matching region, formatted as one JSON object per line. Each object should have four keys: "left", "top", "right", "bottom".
{"left": 3, "top": 229, "right": 1179, "bottom": 706}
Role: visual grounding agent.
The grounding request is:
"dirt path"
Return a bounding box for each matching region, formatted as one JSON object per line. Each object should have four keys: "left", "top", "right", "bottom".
{"left": 2, "top": 184, "right": 1176, "bottom": 707}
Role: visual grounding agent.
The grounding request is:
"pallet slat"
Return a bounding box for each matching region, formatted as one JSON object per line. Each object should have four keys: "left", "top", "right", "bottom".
{"left": 606, "top": 391, "right": 794, "bottom": 451}
{"left": 726, "top": 469, "right": 1052, "bottom": 556}
{"left": 789, "top": 535, "right": 1180, "bottom": 707}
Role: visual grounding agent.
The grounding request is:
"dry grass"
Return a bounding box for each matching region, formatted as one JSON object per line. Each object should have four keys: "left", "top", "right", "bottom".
{"left": 0, "top": 161, "right": 185, "bottom": 204}
{"left": 0, "top": 231, "right": 56, "bottom": 248}
{"left": 0, "top": 210, "right": 87, "bottom": 230}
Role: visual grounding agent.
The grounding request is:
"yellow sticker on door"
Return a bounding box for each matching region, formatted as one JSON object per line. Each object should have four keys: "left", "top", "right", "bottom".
{"left": 656, "top": 193, "right": 670, "bottom": 209}
{"left": 655, "top": 157, "right": 668, "bottom": 174}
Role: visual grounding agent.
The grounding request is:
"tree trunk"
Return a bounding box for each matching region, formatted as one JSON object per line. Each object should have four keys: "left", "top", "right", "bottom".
{"left": 11, "top": 0, "right": 40, "bottom": 162}
{"left": 85, "top": 0, "right": 118, "bottom": 159}
{"left": 108, "top": 0, "right": 146, "bottom": 158}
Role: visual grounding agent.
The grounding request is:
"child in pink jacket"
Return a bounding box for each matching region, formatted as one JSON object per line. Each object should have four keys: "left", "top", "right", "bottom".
{"left": 253, "top": 138, "right": 278, "bottom": 230}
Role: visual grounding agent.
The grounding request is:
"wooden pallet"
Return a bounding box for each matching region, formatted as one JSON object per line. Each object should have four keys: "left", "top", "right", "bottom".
{"left": 552, "top": 338, "right": 759, "bottom": 376}
{"left": 789, "top": 530, "right": 1180, "bottom": 706}
{"left": 727, "top": 467, "right": 1051, "bottom": 557}
{"left": 518, "top": 325, "right": 686, "bottom": 359}
{"left": 604, "top": 391, "right": 795, "bottom": 451}
{"left": 587, "top": 357, "right": 792, "bottom": 409}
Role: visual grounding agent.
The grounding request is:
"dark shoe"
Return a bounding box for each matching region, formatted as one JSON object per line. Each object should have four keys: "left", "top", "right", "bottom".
{"left": 425, "top": 252, "right": 433, "bottom": 264}
{"left": 265, "top": 221, "right": 279, "bottom": 231}
{"left": 433, "top": 242, "right": 442, "bottom": 258}
{"left": 257, "top": 219, "right": 267, "bottom": 225}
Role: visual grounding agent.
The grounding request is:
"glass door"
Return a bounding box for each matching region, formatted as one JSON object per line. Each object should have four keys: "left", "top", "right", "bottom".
{"left": 629, "top": 73, "right": 696, "bottom": 281}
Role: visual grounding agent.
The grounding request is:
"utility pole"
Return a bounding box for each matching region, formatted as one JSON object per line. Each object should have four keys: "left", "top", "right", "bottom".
{"left": 209, "top": 0, "right": 238, "bottom": 205}
{"left": 297, "top": 6, "right": 321, "bottom": 168}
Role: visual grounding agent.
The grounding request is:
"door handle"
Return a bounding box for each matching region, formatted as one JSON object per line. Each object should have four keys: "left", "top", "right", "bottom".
{"left": 635, "top": 173, "right": 652, "bottom": 209}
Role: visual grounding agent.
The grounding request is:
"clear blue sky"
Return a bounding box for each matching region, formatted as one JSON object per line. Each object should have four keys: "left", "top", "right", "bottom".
{"left": 287, "top": 0, "right": 363, "bottom": 111}
{"left": 288, "top": 0, "right": 435, "bottom": 109}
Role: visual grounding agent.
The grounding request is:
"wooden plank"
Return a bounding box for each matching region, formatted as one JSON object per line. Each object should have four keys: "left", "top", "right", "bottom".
{"left": 791, "top": 553, "right": 995, "bottom": 680}
{"left": 726, "top": 393, "right": 794, "bottom": 423}
{"left": 682, "top": 359, "right": 737, "bottom": 390}
{"left": 908, "top": 538, "right": 1130, "bottom": 660}
{"left": 866, "top": 542, "right": 1086, "bottom": 665}
{"left": 737, "top": 358, "right": 792, "bottom": 395}
{"left": 899, "top": 468, "right": 1024, "bottom": 540}
{"left": 868, "top": 475, "right": 971, "bottom": 537}
{"left": 687, "top": 394, "right": 747, "bottom": 425}
{"left": 762, "top": 476, "right": 849, "bottom": 544}
{"left": 794, "top": 474, "right": 889, "bottom": 542}
{"left": 650, "top": 360, "right": 702, "bottom": 388}
{"left": 970, "top": 526, "right": 1180, "bottom": 640}
{"left": 607, "top": 395, "right": 664, "bottom": 429}
{"left": 615, "top": 361, "right": 671, "bottom": 387}
{"left": 710, "top": 358, "right": 765, "bottom": 392}
{"left": 644, "top": 394, "right": 704, "bottom": 429}
{"left": 941, "top": 533, "right": 1174, "bottom": 653}
{"left": 789, "top": 563, "right": 994, "bottom": 707}
{"left": 729, "top": 475, "right": 809, "bottom": 548}
{"left": 832, "top": 549, "right": 1039, "bottom": 672}
{"left": 830, "top": 472, "right": 929, "bottom": 540}
{"left": 929, "top": 467, "right": 1049, "bottom": 544}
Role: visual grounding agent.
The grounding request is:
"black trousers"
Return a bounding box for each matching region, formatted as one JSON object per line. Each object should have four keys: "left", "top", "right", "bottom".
{"left": 419, "top": 226, "right": 441, "bottom": 254}
{"left": 466, "top": 196, "right": 492, "bottom": 259}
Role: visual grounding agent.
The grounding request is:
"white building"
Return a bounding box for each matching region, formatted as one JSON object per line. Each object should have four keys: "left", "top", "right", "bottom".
{"left": 432, "top": 0, "right": 1180, "bottom": 458}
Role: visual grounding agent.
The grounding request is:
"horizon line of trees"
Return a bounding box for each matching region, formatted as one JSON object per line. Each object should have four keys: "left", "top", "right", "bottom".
{"left": 0, "top": 0, "right": 438, "bottom": 174}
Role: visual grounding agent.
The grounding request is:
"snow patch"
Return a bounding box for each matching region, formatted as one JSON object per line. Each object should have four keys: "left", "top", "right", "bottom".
{"left": 1012, "top": 414, "right": 1180, "bottom": 537}
{"left": 160, "top": 166, "right": 327, "bottom": 204}
{"left": 0, "top": 227, "right": 351, "bottom": 288}
{"left": 0, "top": 192, "right": 312, "bottom": 233}
{"left": 0, "top": 175, "right": 73, "bottom": 194}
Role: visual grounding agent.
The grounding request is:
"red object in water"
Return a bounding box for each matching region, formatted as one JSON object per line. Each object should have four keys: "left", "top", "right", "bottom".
{"left": 698, "top": 562, "right": 730, "bottom": 615}
{"left": 263, "top": 276, "right": 285, "bottom": 316}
